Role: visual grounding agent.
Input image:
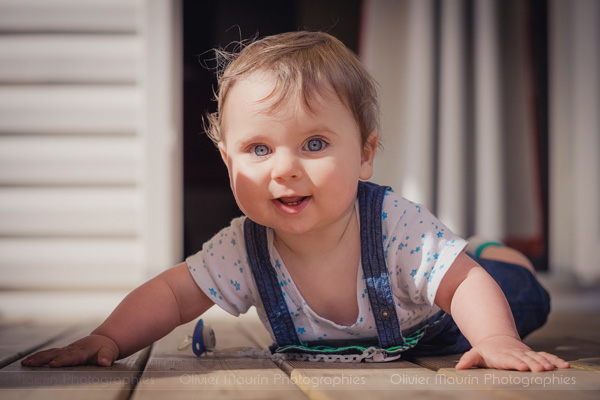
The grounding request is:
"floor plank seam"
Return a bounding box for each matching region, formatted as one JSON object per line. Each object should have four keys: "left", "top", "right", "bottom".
{"left": 0, "top": 324, "right": 77, "bottom": 369}
{"left": 123, "top": 344, "right": 153, "bottom": 400}
{"left": 404, "top": 358, "right": 440, "bottom": 372}
{"left": 235, "top": 318, "right": 315, "bottom": 396}
{"left": 275, "top": 359, "right": 294, "bottom": 377}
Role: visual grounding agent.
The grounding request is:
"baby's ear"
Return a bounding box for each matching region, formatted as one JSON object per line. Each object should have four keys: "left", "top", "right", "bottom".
{"left": 218, "top": 142, "right": 228, "bottom": 165}
{"left": 359, "top": 131, "right": 378, "bottom": 180}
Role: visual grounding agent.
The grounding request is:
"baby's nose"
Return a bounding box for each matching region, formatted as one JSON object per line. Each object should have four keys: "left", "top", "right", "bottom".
{"left": 271, "top": 151, "right": 302, "bottom": 181}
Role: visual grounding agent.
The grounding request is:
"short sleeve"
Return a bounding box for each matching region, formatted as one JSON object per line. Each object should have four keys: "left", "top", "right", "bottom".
{"left": 185, "top": 216, "right": 258, "bottom": 316}
{"left": 383, "top": 191, "right": 468, "bottom": 307}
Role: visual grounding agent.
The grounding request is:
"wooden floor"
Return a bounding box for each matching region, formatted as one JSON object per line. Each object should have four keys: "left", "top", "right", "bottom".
{"left": 1, "top": 277, "right": 599, "bottom": 399}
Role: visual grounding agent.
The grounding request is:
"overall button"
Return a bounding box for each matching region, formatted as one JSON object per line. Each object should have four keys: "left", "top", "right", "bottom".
{"left": 379, "top": 308, "right": 391, "bottom": 320}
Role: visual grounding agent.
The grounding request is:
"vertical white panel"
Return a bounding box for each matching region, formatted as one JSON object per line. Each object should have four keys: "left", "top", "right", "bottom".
{"left": 571, "top": 0, "right": 600, "bottom": 283}
{"left": 550, "top": 0, "right": 600, "bottom": 284}
{"left": 362, "top": 0, "right": 409, "bottom": 192}
{"left": 473, "top": 0, "right": 504, "bottom": 238}
{"left": 549, "top": 0, "right": 574, "bottom": 275}
{"left": 139, "top": 0, "right": 183, "bottom": 277}
{"left": 400, "top": 0, "right": 435, "bottom": 207}
{"left": 437, "top": 0, "right": 467, "bottom": 236}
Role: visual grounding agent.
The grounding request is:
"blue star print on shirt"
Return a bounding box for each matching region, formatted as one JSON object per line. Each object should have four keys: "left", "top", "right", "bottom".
{"left": 185, "top": 190, "right": 469, "bottom": 346}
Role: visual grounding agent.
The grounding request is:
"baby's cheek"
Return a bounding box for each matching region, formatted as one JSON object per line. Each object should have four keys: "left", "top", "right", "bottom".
{"left": 315, "top": 162, "right": 357, "bottom": 186}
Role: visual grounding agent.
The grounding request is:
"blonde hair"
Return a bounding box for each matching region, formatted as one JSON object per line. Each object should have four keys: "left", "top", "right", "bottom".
{"left": 204, "top": 31, "right": 380, "bottom": 149}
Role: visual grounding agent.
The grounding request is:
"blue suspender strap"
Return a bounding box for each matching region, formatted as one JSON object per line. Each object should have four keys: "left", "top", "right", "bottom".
{"left": 357, "top": 181, "right": 405, "bottom": 349}
{"left": 243, "top": 218, "right": 301, "bottom": 347}
{"left": 243, "top": 181, "right": 406, "bottom": 355}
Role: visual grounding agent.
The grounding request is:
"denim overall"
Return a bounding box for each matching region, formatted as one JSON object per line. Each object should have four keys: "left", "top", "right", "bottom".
{"left": 243, "top": 181, "right": 550, "bottom": 361}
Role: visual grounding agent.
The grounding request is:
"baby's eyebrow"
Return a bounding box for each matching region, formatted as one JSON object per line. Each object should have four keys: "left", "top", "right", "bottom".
{"left": 305, "top": 125, "right": 339, "bottom": 136}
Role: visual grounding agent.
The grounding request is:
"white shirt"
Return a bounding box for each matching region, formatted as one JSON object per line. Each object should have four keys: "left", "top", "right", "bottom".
{"left": 186, "top": 189, "right": 467, "bottom": 343}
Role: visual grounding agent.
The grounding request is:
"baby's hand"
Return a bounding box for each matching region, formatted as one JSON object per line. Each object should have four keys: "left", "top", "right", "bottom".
{"left": 21, "top": 334, "right": 119, "bottom": 368}
{"left": 455, "top": 335, "right": 570, "bottom": 372}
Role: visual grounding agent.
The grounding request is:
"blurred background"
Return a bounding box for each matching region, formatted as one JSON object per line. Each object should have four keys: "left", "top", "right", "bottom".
{"left": 0, "top": 0, "right": 598, "bottom": 318}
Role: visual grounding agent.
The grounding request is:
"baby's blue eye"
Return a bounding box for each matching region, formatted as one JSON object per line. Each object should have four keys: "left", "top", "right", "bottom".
{"left": 305, "top": 138, "right": 324, "bottom": 152}
{"left": 252, "top": 145, "right": 270, "bottom": 157}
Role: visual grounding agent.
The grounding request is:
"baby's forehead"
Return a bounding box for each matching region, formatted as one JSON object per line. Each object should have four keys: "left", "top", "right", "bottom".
{"left": 228, "top": 70, "right": 347, "bottom": 115}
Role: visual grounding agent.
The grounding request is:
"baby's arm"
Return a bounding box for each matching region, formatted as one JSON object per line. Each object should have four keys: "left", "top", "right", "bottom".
{"left": 21, "top": 262, "right": 214, "bottom": 367}
{"left": 435, "top": 252, "right": 569, "bottom": 371}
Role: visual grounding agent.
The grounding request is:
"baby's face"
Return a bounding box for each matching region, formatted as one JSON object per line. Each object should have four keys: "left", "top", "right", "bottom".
{"left": 218, "top": 72, "right": 376, "bottom": 236}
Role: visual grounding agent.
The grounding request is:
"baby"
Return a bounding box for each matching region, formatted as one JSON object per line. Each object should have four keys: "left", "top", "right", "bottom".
{"left": 23, "top": 31, "right": 569, "bottom": 371}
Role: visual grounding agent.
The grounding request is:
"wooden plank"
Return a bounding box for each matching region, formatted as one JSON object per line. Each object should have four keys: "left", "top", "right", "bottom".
{"left": 409, "top": 344, "right": 600, "bottom": 372}
{"left": 523, "top": 308, "right": 600, "bottom": 362}
{"left": 436, "top": 367, "right": 600, "bottom": 399}
{"left": 0, "top": 34, "right": 138, "bottom": 84}
{"left": 0, "top": 321, "right": 151, "bottom": 400}
{"left": 0, "top": 320, "right": 87, "bottom": 369}
{"left": 524, "top": 336, "right": 600, "bottom": 363}
{"left": 0, "top": 86, "right": 137, "bottom": 135}
{"left": 406, "top": 353, "right": 461, "bottom": 371}
{"left": 0, "top": 321, "right": 73, "bottom": 368}
{"left": 236, "top": 310, "right": 495, "bottom": 399}
{"left": 0, "top": 136, "right": 138, "bottom": 185}
{"left": 528, "top": 309, "right": 600, "bottom": 345}
{"left": 222, "top": 309, "right": 502, "bottom": 399}
{"left": 571, "top": 358, "right": 600, "bottom": 373}
{"left": 131, "top": 315, "right": 307, "bottom": 400}
{"left": 407, "top": 301, "right": 600, "bottom": 370}
{"left": 0, "top": 0, "right": 138, "bottom": 33}
{"left": 279, "top": 360, "right": 503, "bottom": 400}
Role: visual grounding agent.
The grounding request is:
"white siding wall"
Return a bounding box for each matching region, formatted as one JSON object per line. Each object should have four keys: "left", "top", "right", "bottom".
{"left": 0, "top": 0, "right": 182, "bottom": 289}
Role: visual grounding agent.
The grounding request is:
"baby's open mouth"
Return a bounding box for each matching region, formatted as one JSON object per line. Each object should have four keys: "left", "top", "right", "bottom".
{"left": 277, "top": 196, "right": 309, "bottom": 206}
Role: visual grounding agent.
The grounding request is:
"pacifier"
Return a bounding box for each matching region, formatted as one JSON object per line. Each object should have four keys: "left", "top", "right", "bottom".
{"left": 178, "top": 319, "right": 216, "bottom": 355}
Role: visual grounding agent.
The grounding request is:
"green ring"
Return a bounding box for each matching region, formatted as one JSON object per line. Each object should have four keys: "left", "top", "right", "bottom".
{"left": 474, "top": 241, "right": 504, "bottom": 258}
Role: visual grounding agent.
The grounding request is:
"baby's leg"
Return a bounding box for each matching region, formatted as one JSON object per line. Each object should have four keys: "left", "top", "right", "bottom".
{"left": 478, "top": 246, "right": 536, "bottom": 275}
{"left": 467, "top": 237, "right": 536, "bottom": 275}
